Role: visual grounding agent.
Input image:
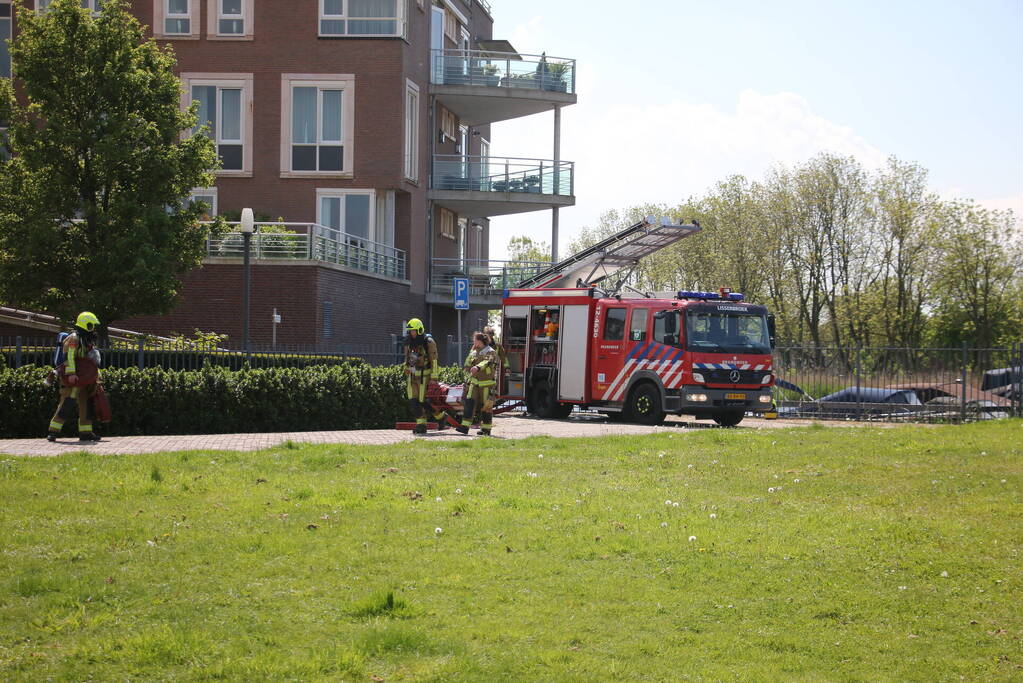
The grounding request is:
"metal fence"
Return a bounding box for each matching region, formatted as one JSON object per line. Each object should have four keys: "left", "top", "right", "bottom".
{"left": 5, "top": 335, "right": 1021, "bottom": 423}
{"left": 772, "top": 344, "right": 1023, "bottom": 423}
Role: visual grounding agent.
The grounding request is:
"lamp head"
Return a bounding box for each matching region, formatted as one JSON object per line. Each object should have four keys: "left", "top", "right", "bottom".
{"left": 240, "top": 207, "right": 255, "bottom": 234}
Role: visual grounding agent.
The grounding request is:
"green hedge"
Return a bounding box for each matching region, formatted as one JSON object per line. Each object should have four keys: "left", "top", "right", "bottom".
{"left": 0, "top": 363, "right": 465, "bottom": 439}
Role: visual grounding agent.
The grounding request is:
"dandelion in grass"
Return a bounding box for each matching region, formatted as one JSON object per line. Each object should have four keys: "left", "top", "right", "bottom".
{"left": 665, "top": 500, "right": 673, "bottom": 506}
{"left": 687, "top": 464, "right": 694, "bottom": 469}
{"left": 435, "top": 527, "right": 443, "bottom": 535}
{"left": 941, "top": 570, "right": 949, "bottom": 578}
{"left": 672, "top": 502, "right": 679, "bottom": 508}
{"left": 768, "top": 487, "right": 776, "bottom": 493}
{"left": 455, "top": 488, "right": 462, "bottom": 494}
{"left": 538, "top": 454, "right": 544, "bottom": 459}
{"left": 709, "top": 513, "right": 716, "bottom": 519}
{"left": 793, "top": 478, "right": 800, "bottom": 483}
{"left": 898, "top": 586, "right": 907, "bottom": 590}
{"left": 527, "top": 472, "right": 538, "bottom": 478}
{"left": 688, "top": 535, "right": 697, "bottom": 542}
{"left": 661, "top": 522, "right": 668, "bottom": 528}
{"left": 658, "top": 451, "right": 666, "bottom": 457}
{"left": 436, "top": 497, "right": 442, "bottom": 502}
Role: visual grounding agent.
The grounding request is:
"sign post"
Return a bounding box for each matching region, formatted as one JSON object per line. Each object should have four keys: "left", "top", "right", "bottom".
{"left": 454, "top": 277, "right": 469, "bottom": 360}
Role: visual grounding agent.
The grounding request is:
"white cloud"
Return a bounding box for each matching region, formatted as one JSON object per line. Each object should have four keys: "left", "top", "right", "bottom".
{"left": 489, "top": 89, "right": 888, "bottom": 259}
{"left": 979, "top": 192, "right": 1023, "bottom": 216}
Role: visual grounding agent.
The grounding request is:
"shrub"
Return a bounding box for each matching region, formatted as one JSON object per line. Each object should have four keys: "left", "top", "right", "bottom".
{"left": 0, "top": 363, "right": 465, "bottom": 438}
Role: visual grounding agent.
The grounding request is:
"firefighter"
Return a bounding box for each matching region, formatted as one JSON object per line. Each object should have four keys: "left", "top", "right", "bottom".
{"left": 483, "top": 325, "right": 506, "bottom": 368}
{"left": 404, "top": 317, "right": 439, "bottom": 435}
{"left": 456, "top": 332, "right": 498, "bottom": 436}
{"left": 47, "top": 311, "right": 102, "bottom": 442}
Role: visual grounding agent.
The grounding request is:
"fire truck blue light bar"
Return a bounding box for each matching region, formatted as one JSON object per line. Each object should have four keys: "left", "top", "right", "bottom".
{"left": 677, "top": 291, "right": 745, "bottom": 301}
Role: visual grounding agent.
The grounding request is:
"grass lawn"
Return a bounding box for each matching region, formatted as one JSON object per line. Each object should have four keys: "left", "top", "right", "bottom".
{"left": 1, "top": 421, "right": 1021, "bottom": 681}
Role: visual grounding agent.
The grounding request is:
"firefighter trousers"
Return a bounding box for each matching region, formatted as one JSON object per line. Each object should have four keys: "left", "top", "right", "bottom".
{"left": 461, "top": 382, "right": 495, "bottom": 434}
{"left": 406, "top": 369, "right": 438, "bottom": 425}
{"left": 48, "top": 383, "right": 96, "bottom": 437}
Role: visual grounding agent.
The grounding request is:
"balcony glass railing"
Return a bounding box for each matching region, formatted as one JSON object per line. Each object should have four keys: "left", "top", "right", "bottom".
{"left": 431, "top": 258, "right": 552, "bottom": 299}
{"left": 431, "top": 49, "right": 576, "bottom": 95}
{"left": 432, "top": 155, "right": 574, "bottom": 196}
{"left": 206, "top": 222, "right": 406, "bottom": 281}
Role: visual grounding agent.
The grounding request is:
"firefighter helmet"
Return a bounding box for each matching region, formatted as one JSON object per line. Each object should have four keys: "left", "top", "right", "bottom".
{"left": 75, "top": 311, "right": 100, "bottom": 332}
{"left": 405, "top": 318, "right": 425, "bottom": 335}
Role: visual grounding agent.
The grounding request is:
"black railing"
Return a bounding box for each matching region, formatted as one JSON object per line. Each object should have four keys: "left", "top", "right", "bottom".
{"left": 1, "top": 335, "right": 407, "bottom": 370}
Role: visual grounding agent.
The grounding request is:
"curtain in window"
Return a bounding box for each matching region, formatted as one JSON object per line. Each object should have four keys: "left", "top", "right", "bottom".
{"left": 220, "top": 89, "right": 241, "bottom": 141}
{"left": 345, "top": 195, "right": 370, "bottom": 239}
{"left": 168, "top": 0, "right": 188, "bottom": 12}
{"left": 349, "top": 0, "right": 396, "bottom": 34}
{"left": 192, "top": 85, "right": 216, "bottom": 138}
{"left": 321, "top": 197, "right": 341, "bottom": 230}
{"left": 321, "top": 90, "right": 342, "bottom": 142}
{"left": 292, "top": 87, "right": 317, "bottom": 144}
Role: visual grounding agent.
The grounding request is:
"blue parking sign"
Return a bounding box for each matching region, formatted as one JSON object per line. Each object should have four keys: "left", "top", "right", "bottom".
{"left": 454, "top": 277, "right": 470, "bottom": 310}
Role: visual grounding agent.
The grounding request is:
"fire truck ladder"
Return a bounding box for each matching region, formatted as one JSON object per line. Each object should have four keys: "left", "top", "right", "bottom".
{"left": 515, "top": 216, "right": 701, "bottom": 292}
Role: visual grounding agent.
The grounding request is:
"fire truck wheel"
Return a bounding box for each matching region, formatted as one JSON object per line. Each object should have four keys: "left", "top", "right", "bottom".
{"left": 712, "top": 410, "right": 745, "bottom": 427}
{"left": 529, "top": 380, "right": 573, "bottom": 419}
{"left": 626, "top": 383, "right": 666, "bottom": 426}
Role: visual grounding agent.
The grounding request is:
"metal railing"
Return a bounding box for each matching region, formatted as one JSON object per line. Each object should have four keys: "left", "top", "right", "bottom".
{"left": 1, "top": 335, "right": 407, "bottom": 370}
{"left": 475, "top": 0, "right": 492, "bottom": 17}
{"left": 430, "top": 258, "right": 551, "bottom": 299}
{"left": 205, "top": 222, "right": 407, "bottom": 280}
{"left": 431, "top": 49, "right": 576, "bottom": 94}
{"left": 432, "top": 155, "right": 574, "bottom": 196}
{"left": 771, "top": 344, "right": 1023, "bottom": 423}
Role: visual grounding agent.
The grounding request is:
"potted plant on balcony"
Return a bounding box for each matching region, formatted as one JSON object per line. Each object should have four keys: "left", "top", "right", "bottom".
{"left": 482, "top": 63, "right": 501, "bottom": 87}
{"left": 543, "top": 62, "right": 569, "bottom": 92}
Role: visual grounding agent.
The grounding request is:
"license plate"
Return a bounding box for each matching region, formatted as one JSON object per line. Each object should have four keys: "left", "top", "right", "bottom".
{"left": 725, "top": 393, "right": 746, "bottom": 400}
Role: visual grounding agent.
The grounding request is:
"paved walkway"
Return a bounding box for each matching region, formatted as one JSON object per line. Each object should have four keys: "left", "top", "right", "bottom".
{"left": 0, "top": 412, "right": 850, "bottom": 457}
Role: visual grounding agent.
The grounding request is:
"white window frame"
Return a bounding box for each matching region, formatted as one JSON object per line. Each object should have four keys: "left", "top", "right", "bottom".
{"left": 189, "top": 187, "right": 218, "bottom": 218}
{"left": 316, "top": 188, "right": 377, "bottom": 243}
{"left": 280, "top": 73, "right": 355, "bottom": 178}
{"left": 404, "top": 79, "right": 419, "bottom": 182}
{"left": 207, "top": 0, "right": 253, "bottom": 40}
{"left": 180, "top": 73, "right": 253, "bottom": 177}
{"left": 153, "top": 0, "right": 199, "bottom": 40}
{"left": 317, "top": 0, "right": 407, "bottom": 39}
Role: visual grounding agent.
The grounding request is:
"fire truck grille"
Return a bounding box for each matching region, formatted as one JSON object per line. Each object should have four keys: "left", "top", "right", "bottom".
{"left": 704, "top": 369, "right": 764, "bottom": 384}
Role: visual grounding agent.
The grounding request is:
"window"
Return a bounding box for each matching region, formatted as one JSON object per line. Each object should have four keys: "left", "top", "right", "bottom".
{"left": 603, "top": 308, "right": 626, "bottom": 341}
{"left": 192, "top": 85, "right": 243, "bottom": 170}
{"left": 404, "top": 79, "right": 419, "bottom": 182}
{"left": 440, "top": 107, "right": 457, "bottom": 142}
{"left": 319, "top": 0, "right": 407, "bottom": 38}
{"left": 439, "top": 207, "right": 455, "bottom": 240}
{"left": 181, "top": 74, "right": 253, "bottom": 175}
{"left": 629, "top": 308, "right": 648, "bottom": 342}
{"left": 443, "top": 10, "right": 457, "bottom": 42}
{"left": 189, "top": 188, "right": 218, "bottom": 219}
{"left": 207, "top": 0, "right": 253, "bottom": 39}
{"left": 0, "top": 1, "right": 10, "bottom": 79}
{"left": 323, "top": 301, "right": 333, "bottom": 339}
{"left": 317, "top": 189, "right": 374, "bottom": 241}
{"left": 654, "top": 311, "right": 680, "bottom": 346}
{"left": 281, "top": 74, "right": 354, "bottom": 176}
{"left": 38, "top": 0, "right": 102, "bottom": 15}
{"left": 154, "top": 0, "right": 199, "bottom": 39}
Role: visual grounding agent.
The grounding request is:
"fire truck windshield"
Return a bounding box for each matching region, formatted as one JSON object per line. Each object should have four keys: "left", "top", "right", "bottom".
{"left": 684, "top": 310, "right": 771, "bottom": 354}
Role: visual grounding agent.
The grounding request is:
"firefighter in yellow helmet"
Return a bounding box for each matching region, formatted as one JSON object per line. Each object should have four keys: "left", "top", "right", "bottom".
{"left": 456, "top": 332, "right": 498, "bottom": 436}
{"left": 403, "top": 317, "right": 439, "bottom": 435}
{"left": 47, "top": 312, "right": 102, "bottom": 442}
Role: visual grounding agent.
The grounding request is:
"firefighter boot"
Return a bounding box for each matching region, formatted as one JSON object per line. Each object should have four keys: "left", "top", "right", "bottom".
{"left": 46, "top": 432, "right": 58, "bottom": 442}
{"left": 456, "top": 398, "right": 475, "bottom": 435}
{"left": 413, "top": 423, "right": 428, "bottom": 435}
{"left": 478, "top": 411, "right": 493, "bottom": 437}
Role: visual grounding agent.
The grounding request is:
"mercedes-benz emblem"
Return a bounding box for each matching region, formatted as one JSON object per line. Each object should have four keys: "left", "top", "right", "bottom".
{"left": 729, "top": 370, "right": 740, "bottom": 383}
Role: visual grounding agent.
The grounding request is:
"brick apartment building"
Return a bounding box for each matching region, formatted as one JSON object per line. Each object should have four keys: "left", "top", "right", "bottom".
{"left": 0, "top": 0, "right": 576, "bottom": 352}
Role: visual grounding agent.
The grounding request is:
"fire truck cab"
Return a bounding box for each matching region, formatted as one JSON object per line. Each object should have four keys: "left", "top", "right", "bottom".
{"left": 497, "top": 218, "right": 776, "bottom": 427}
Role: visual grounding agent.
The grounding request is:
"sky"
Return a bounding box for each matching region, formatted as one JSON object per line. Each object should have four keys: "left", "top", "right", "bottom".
{"left": 484, "top": 0, "right": 1023, "bottom": 259}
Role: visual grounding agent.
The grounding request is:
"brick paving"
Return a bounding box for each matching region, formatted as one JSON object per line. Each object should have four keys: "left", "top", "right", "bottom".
{"left": 0, "top": 412, "right": 858, "bottom": 457}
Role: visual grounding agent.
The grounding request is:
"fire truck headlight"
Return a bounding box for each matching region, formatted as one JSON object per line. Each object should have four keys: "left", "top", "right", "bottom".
{"left": 686, "top": 393, "right": 708, "bottom": 402}
{"left": 761, "top": 374, "right": 773, "bottom": 385}
{"left": 692, "top": 372, "right": 705, "bottom": 384}
{"left": 758, "top": 394, "right": 773, "bottom": 403}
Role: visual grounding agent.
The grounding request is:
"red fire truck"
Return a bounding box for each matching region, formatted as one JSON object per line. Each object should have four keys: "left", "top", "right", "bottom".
{"left": 497, "top": 217, "right": 776, "bottom": 427}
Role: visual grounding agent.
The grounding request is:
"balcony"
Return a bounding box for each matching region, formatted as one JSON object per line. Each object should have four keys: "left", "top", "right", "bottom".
{"left": 430, "top": 49, "right": 577, "bottom": 125}
{"left": 205, "top": 222, "right": 407, "bottom": 281}
{"left": 429, "top": 155, "right": 575, "bottom": 217}
{"left": 427, "top": 258, "right": 551, "bottom": 307}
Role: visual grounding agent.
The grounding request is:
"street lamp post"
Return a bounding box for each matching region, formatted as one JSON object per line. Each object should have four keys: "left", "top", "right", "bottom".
{"left": 240, "top": 208, "right": 255, "bottom": 357}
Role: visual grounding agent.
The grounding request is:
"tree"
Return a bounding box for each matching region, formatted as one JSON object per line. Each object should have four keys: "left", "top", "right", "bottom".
{"left": 0, "top": 0, "right": 220, "bottom": 337}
